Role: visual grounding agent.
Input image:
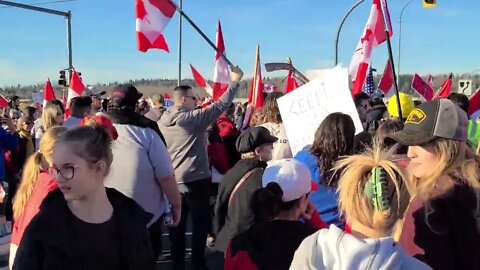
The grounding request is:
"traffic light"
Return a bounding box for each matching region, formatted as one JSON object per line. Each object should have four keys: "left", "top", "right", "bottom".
{"left": 58, "top": 70, "right": 67, "bottom": 86}
{"left": 423, "top": 0, "right": 436, "bottom": 8}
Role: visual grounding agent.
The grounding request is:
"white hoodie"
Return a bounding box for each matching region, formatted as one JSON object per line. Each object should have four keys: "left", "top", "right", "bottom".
{"left": 290, "top": 225, "right": 431, "bottom": 270}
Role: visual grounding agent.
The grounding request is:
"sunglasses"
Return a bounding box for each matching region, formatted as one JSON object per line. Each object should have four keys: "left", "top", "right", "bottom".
{"left": 48, "top": 165, "right": 80, "bottom": 180}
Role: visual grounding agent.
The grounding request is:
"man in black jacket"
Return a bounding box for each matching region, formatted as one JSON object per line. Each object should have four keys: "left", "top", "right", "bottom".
{"left": 213, "top": 126, "right": 277, "bottom": 253}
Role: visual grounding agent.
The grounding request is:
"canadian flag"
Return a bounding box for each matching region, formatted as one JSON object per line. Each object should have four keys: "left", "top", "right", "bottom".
{"left": 436, "top": 74, "right": 453, "bottom": 99}
{"left": 377, "top": 59, "right": 393, "bottom": 94}
{"left": 263, "top": 84, "right": 277, "bottom": 93}
{"left": 0, "top": 95, "right": 9, "bottom": 109}
{"left": 285, "top": 70, "right": 302, "bottom": 94}
{"left": 190, "top": 64, "right": 213, "bottom": 97}
{"left": 249, "top": 46, "right": 264, "bottom": 109}
{"left": 242, "top": 46, "right": 264, "bottom": 129}
{"left": 212, "top": 21, "right": 230, "bottom": 100}
{"left": 43, "top": 79, "right": 56, "bottom": 108}
{"left": 65, "top": 70, "right": 86, "bottom": 117}
{"left": 136, "top": 0, "right": 176, "bottom": 52}
{"left": 468, "top": 89, "right": 480, "bottom": 116}
{"left": 350, "top": 0, "right": 392, "bottom": 95}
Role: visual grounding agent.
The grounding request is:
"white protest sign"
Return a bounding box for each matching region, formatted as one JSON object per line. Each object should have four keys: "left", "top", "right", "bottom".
{"left": 277, "top": 67, "right": 363, "bottom": 155}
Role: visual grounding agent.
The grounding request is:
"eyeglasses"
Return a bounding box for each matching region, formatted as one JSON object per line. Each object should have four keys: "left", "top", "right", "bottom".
{"left": 184, "top": 95, "right": 198, "bottom": 101}
{"left": 24, "top": 122, "right": 32, "bottom": 125}
{"left": 48, "top": 165, "right": 80, "bottom": 180}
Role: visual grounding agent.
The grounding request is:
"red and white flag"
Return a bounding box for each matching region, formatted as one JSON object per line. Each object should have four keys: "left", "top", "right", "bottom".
{"left": 190, "top": 64, "right": 213, "bottom": 97}
{"left": 263, "top": 84, "right": 277, "bottom": 93}
{"left": 0, "top": 95, "right": 9, "bottom": 109}
{"left": 285, "top": 70, "right": 302, "bottom": 94}
{"left": 468, "top": 89, "right": 480, "bottom": 116}
{"left": 242, "top": 46, "right": 264, "bottom": 129}
{"left": 212, "top": 21, "right": 230, "bottom": 100}
{"left": 377, "top": 59, "right": 394, "bottom": 94}
{"left": 411, "top": 73, "right": 434, "bottom": 101}
{"left": 248, "top": 47, "right": 264, "bottom": 110}
{"left": 136, "top": 0, "right": 176, "bottom": 52}
{"left": 436, "top": 74, "right": 453, "bottom": 99}
{"left": 43, "top": 79, "right": 56, "bottom": 108}
{"left": 62, "top": 91, "right": 66, "bottom": 105}
{"left": 65, "top": 70, "right": 86, "bottom": 117}
{"left": 350, "top": 0, "right": 393, "bottom": 95}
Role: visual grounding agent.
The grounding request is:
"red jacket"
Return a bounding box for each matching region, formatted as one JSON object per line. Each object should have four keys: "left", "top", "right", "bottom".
{"left": 11, "top": 171, "right": 57, "bottom": 245}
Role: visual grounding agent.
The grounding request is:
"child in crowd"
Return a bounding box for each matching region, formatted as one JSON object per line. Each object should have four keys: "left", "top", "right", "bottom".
{"left": 225, "top": 159, "right": 317, "bottom": 270}
{"left": 290, "top": 147, "right": 430, "bottom": 269}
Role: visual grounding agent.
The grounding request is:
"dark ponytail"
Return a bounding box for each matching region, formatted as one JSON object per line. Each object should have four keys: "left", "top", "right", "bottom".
{"left": 251, "top": 182, "right": 284, "bottom": 223}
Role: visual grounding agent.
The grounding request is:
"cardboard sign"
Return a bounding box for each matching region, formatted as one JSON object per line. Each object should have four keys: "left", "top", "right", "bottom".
{"left": 277, "top": 67, "right": 363, "bottom": 155}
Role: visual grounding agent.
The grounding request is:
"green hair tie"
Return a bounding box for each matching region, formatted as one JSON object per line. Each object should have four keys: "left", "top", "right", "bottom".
{"left": 365, "top": 167, "right": 389, "bottom": 211}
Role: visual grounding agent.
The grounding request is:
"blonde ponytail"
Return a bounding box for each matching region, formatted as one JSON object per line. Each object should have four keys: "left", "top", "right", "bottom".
{"left": 12, "top": 126, "right": 67, "bottom": 220}
{"left": 334, "top": 147, "right": 411, "bottom": 233}
{"left": 12, "top": 152, "right": 43, "bottom": 220}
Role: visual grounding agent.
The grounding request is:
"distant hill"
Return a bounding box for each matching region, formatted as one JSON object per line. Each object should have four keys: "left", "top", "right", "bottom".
{"left": 2, "top": 74, "right": 479, "bottom": 100}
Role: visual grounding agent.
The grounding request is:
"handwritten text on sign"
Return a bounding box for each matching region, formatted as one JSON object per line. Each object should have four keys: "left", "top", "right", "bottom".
{"left": 411, "top": 73, "right": 434, "bottom": 101}
{"left": 277, "top": 67, "right": 363, "bottom": 155}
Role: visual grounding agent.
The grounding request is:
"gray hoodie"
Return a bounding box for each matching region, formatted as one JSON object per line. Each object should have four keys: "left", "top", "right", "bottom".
{"left": 158, "top": 83, "right": 239, "bottom": 184}
{"left": 290, "top": 224, "right": 431, "bottom": 270}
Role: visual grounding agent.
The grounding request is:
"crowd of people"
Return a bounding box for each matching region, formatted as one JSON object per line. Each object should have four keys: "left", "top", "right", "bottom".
{"left": 0, "top": 67, "right": 479, "bottom": 269}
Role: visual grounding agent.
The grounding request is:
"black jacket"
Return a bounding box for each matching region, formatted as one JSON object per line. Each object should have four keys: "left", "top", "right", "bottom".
{"left": 13, "top": 188, "right": 155, "bottom": 270}
{"left": 214, "top": 158, "right": 267, "bottom": 252}
{"left": 366, "top": 104, "right": 386, "bottom": 132}
{"left": 413, "top": 183, "right": 480, "bottom": 270}
{"left": 228, "top": 220, "right": 317, "bottom": 270}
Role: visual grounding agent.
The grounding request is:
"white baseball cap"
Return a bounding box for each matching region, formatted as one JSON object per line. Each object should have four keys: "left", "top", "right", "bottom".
{"left": 262, "top": 158, "right": 312, "bottom": 202}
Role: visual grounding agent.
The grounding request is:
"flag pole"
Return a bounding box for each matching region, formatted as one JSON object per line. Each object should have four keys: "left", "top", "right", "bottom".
{"left": 379, "top": 0, "right": 403, "bottom": 123}
{"left": 172, "top": 2, "right": 235, "bottom": 69}
{"left": 252, "top": 45, "right": 260, "bottom": 108}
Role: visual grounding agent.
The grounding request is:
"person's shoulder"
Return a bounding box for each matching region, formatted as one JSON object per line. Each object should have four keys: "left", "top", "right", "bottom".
{"left": 107, "top": 188, "right": 153, "bottom": 226}
{"left": 392, "top": 245, "right": 432, "bottom": 270}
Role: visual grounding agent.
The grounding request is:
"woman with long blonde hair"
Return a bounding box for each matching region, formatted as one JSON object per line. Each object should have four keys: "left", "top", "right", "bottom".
{"left": 34, "top": 103, "right": 64, "bottom": 150}
{"left": 389, "top": 99, "right": 480, "bottom": 269}
{"left": 290, "top": 147, "right": 429, "bottom": 269}
{"left": 10, "top": 126, "right": 67, "bottom": 266}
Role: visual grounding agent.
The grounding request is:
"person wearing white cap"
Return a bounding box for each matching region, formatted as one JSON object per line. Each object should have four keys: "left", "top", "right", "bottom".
{"left": 224, "top": 159, "right": 317, "bottom": 270}
{"left": 290, "top": 148, "right": 430, "bottom": 270}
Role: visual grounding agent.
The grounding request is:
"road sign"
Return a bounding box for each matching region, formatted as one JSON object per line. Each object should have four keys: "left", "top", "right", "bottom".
{"left": 459, "top": 80, "right": 473, "bottom": 95}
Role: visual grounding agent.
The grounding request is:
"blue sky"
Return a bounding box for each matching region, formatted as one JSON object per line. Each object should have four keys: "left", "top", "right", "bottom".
{"left": 0, "top": 0, "right": 478, "bottom": 87}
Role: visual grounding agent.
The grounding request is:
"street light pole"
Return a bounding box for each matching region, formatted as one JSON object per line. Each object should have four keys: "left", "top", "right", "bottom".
{"left": 397, "top": 0, "right": 415, "bottom": 80}
{"left": 334, "top": 0, "right": 366, "bottom": 66}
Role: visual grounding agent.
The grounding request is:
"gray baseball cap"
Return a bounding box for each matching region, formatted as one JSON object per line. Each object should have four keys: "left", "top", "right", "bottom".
{"left": 388, "top": 99, "right": 468, "bottom": 146}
